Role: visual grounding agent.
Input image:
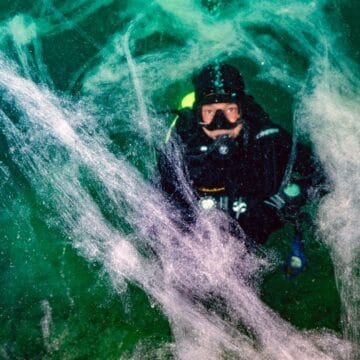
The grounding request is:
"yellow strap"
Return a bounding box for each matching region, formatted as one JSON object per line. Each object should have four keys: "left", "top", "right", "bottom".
{"left": 197, "top": 187, "right": 225, "bottom": 193}
{"left": 165, "top": 115, "right": 179, "bottom": 143}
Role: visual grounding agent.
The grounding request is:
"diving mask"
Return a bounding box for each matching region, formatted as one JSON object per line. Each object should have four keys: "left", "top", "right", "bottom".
{"left": 200, "top": 109, "right": 242, "bottom": 131}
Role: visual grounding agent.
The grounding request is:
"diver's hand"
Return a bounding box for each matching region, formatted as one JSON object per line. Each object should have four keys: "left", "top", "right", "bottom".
{"left": 264, "top": 193, "right": 286, "bottom": 210}
{"left": 264, "top": 182, "right": 302, "bottom": 210}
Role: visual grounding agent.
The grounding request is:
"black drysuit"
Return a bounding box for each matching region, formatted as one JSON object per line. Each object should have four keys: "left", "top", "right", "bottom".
{"left": 158, "top": 96, "right": 324, "bottom": 244}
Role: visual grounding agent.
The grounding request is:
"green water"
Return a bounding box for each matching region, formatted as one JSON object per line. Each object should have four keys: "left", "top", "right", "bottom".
{"left": 0, "top": 1, "right": 359, "bottom": 359}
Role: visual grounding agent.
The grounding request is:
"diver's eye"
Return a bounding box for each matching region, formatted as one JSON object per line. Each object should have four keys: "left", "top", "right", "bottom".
{"left": 226, "top": 107, "right": 238, "bottom": 114}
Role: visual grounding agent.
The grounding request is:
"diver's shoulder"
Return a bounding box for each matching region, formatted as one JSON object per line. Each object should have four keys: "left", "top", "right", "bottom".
{"left": 176, "top": 108, "right": 196, "bottom": 125}
{"left": 175, "top": 108, "right": 199, "bottom": 135}
{"left": 165, "top": 108, "right": 203, "bottom": 145}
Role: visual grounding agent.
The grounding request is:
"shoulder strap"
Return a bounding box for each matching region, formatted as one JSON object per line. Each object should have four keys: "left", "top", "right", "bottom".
{"left": 255, "top": 127, "right": 280, "bottom": 140}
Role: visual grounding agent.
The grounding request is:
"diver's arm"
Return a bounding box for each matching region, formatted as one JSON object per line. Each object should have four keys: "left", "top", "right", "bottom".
{"left": 254, "top": 124, "right": 322, "bottom": 212}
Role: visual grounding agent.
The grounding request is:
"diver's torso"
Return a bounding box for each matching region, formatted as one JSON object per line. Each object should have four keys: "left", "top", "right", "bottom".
{"left": 180, "top": 123, "right": 283, "bottom": 199}
{"left": 169, "top": 108, "right": 294, "bottom": 243}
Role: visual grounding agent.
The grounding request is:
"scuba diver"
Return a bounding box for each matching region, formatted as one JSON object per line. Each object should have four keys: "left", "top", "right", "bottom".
{"left": 157, "top": 62, "right": 325, "bottom": 276}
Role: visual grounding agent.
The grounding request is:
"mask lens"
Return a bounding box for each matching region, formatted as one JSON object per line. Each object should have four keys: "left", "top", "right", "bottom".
{"left": 208, "top": 109, "right": 236, "bottom": 122}
{"left": 211, "top": 110, "right": 225, "bottom": 121}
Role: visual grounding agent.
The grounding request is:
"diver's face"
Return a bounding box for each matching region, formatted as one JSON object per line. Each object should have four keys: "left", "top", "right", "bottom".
{"left": 201, "top": 102, "right": 242, "bottom": 139}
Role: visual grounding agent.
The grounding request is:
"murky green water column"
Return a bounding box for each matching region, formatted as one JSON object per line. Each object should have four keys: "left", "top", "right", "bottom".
{"left": 0, "top": 1, "right": 359, "bottom": 359}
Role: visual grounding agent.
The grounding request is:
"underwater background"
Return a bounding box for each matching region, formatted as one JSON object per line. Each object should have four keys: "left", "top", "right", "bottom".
{"left": 0, "top": 1, "right": 359, "bottom": 359}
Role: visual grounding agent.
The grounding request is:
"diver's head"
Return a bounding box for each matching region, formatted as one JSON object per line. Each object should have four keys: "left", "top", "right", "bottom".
{"left": 192, "top": 63, "right": 245, "bottom": 139}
